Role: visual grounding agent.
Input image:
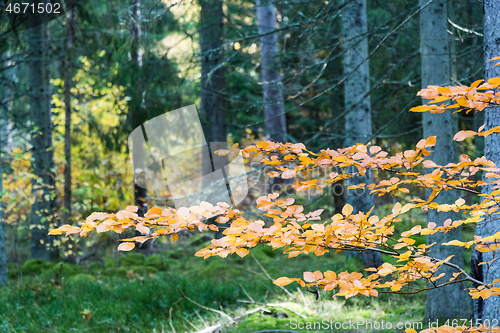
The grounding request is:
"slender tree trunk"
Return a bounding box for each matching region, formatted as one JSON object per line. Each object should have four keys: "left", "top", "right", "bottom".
{"left": 475, "top": 0, "right": 500, "bottom": 321}
{"left": 63, "top": 1, "right": 76, "bottom": 224}
{"left": 328, "top": 21, "right": 345, "bottom": 215}
{"left": 0, "top": 110, "right": 5, "bottom": 286}
{"left": 129, "top": 0, "right": 148, "bottom": 217}
{"left": 199, "top": 0, "right": 226, "bottom": 238}
{"left": 342, "top": 0, "right": 382, "bottom": 268}
{"left": 419, "top": 0, "right": 472, "bottom": 320}
{"left": 29, "top": 20, "right": 55, "bottom": 260}
{"left": 256, "top": 0, "right": 287, "bottom": 143}
{"left": 199, "top": 0, "right": 226, "bottom": 144}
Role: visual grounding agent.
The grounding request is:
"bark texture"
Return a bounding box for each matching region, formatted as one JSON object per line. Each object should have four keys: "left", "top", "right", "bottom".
{"left": 476, "top": 0, "right": 500, "bottom": 321}
{"left": 256, "top": 0, "right": 287, "bottom": 143}
{"left": 63, "top": 2, "right": 76, "bottom": 223}
{"left": 199, "top": 0, "right": 226, "bottom": 238}
{"left": 342, "top": 0, "right": 381, "bottom": 268}
{"left": 129, "top": 0, "right": 148, "bottom": 217}
{"left": 199, "top": 0, "right": 226, "bottom": 143}
{"left": 29, "top": 21, "right": 55, "bottom": 260}
{"left": 419, "top": 0, "right": 471, "bottom": 320}
{"left": 0, "top": 133, "right": 5, "bottom": 286}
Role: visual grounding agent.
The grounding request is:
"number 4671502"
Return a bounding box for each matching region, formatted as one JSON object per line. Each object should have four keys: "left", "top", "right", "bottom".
{"left": 6, "top": 2, "right": 61, "bottom": 14}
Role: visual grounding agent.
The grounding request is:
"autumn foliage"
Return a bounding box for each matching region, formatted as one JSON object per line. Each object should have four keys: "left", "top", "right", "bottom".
{"left": 50, "top": 75, "right": 500, "bottom": 332}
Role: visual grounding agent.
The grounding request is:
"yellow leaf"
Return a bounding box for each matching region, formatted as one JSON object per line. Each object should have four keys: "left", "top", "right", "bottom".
{"left": 273, "top": 277, "right": 294, "bottom": 286}
{"left": 488, "top": 77, "right": 500, "bottom": 87}
{"left": 146, "top": 207, "right": 162, "bottom": 216}
{"left": 236, "top": 248, "right": 249, "bottom": 258}
{"left": 48, "top": 229, "right": 64, "bottom": 235}
{"left": 324, "top": 270, "right": 337, "bottom": 280}
{"left": 425, "top": 136, "right": 436, "bottom": 146}
{"left": 443, "top": 240, "right": 466, "bottom": 247}
{"left": 405, "top": 329, "right": 417, "bottom": 333}
{"left": 172, "top": 234, "right": 179, "bottom": 242}
{"left": 342, "top": 204, "right": 353, "bottom": 216}
{"left": 391, "top": 283, "right": 402, "bottom": 291}
{"left": 410, "top": 105, "right": 436, "bottom": 112}
{"left": 117, "top": 242, "right": 135, "bottom": 251}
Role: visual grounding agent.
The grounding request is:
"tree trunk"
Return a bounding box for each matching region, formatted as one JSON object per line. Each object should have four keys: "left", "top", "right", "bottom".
{"left": 199, "top": 0, "right": 226, "bottom": 238}
{"left": 63, "top": 1, "right": 76, "bottom": 224}
{"left": 476, "top": 0, "right": 500, "bottom": 321}
{"left": 256, "top": 0, "right": 287, "bottom": 143}
{"left": 0, "top": 112, "right": 5, "bottom": 286}
{"left": 342, "top": 0, "right": 382, "bottom": 268}
{"left": 200, "top": 0, "right": 226, "bottom": 144}
{"left": 29, "top": 20, "right": 55, "bottom": 261}
{"left": 419, "top": 0, "right": 472, "bottom": 320}
{"left": 129, "top": 0, "right": 148, "bottom": 217}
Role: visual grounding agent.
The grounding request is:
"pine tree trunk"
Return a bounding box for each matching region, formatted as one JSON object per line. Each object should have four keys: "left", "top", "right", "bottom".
{"left": 476, "top": 0, "right": 500, "bottom": 321}
{"left": 419, "top": 0, "right": 472, "bottom": 320}
{"left": 29, "top": 21, "right": 55, "bottom": 261}
{"left": 199, "top": 0, "right": 226, "bottom": 238}
{"left": 0, "top": 51, "right": 14, "bottom": 286}
{"left": 63, "top": 1, "right": 76, "bottom": 224}
{"left": 342, "top": 0, "right": 382, "bottom": 268}
{"left": 0, "top": 121, "right": 5, "bottom": 286}
{"left": 256, "top": 0, "right": 287, "bottom": 143}
{"left": 199, "top": 0, "right": 226, "bottom": 144}
{"left": 129, "top": 0, "right": 148, "bottom": 217}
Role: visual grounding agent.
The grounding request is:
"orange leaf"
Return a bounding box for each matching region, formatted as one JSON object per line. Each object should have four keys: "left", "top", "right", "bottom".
{"left": 453, "top": 130, "right": 477, "bottom": 142}
{"left": 236, "top": 248, "right": 249, "bottom": 258}
{"left": 281, "top": 169, "right": 297, "bottom": 179}
{"left": 425, "top": 136, "right": 436, "bottom": 146}
{"left": 273, "top": 277, "right": 294, "bottom": 286}
{"left": 118, "top": 242, "right": 135, "bottom": 251}
{"left": 147, "top": 207, "right": 163, "bottom": 216}
{"left": 136, "top": 223, "right": 150, "bottom": 234}
{"left": 303, "top": 270, "right": 323, "bottom": 282}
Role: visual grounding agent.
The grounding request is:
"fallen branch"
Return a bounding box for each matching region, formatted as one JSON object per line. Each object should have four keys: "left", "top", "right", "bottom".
{"left": 236, "top": 300, "right": 307, "bottom": 319}
{"left": 192, "top": 307, "right": 269, "bottom": 333}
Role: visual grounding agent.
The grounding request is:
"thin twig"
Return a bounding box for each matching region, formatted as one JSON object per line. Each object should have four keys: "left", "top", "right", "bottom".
{"left": 183, "top": 294, "right": 234, "bottom": 323}
{"left": 250, "top": 252, "right": 294, "bottom": 298}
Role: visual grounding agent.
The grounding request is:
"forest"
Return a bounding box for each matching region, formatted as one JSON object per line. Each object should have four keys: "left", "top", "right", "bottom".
{"left": 1, "top": 0, "right": 499, "bottom": 332}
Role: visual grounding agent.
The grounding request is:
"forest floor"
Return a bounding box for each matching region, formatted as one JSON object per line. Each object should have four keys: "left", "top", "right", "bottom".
{"left": 1, "top": 202, "right": 474, "bottom": 333}
{"left": 0, "top": 241, "right": 427, "bottom": 333}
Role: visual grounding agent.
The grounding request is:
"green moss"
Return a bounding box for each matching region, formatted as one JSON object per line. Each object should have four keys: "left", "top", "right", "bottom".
{"left": 6, "top": 263, "right": 19, "bottom": 279}
{"left": 117, "top": 252, "right": 145, "bottom": 267}
{"left": 66, "top": 273, "right": 96, "bottom": 284}
{"left": 50, "top": 263, "right": 83, "bottom": 277}
{"left": 21, "top": 259, "right": 53, "bottom": 276}
{"left": 145, "top": 254, "right": 164, "bottom": 269}
{"left": 86, "top": 261, "right": 104, "bottom": 273}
